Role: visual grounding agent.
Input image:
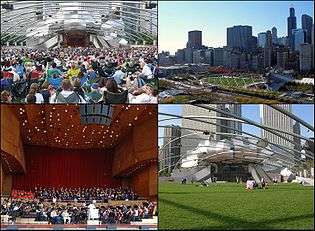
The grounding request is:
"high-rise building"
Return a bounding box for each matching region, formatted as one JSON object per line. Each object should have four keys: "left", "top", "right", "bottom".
{"left": 161, "top": 125, "right": 181, "bottom": 173}
{"left": 276, "top": 51, "right": 289, "bottom": 70}
{"left": 192, "top": 50, "right": 204, "bottom": 64}
{"left": 227, "top": 25, "right": 253, "bottom": 50}
{"left": 287, "top": 7, "right": 297, "bottom": 50}
{"left": 258, "top": 32, "right": 267, "bottom": 48}
{"left": 293, "top": 122, "right": 302, "bottom": 151}
{"left": 272, "top": 27, "right": 278, "bottom": 44}
{"left": 204, "top": 49, "right": 214, "bottom": 65}
{"left": 187, "top": 30, "right": 202, "bottom": 49}
{"left": 181, "top": 105, "right": 242, "bottom": 157}
{"left": 293, "top": 29, "right": 306, "bottom": 51}
{"left": 264, "top": 30, "right": 273, "bottom": 67}
{"left": 184, "top": 47, "right": 193, "bottom": 63}
{"left": 213, "top": 48, "right": 224, "bottom": 66}
{"left": 299, "top": 43, "right": 313, "bottom": 72}
{"left": 278, "top": 36, "right": 288, "bottom": 46}
{"left": 175, "top": 49, "right": 185, "bottom": 64}
{"left": 260, "top": 105, "right": 295, "bottom": 149}
{"left": 302, "top": 14, "right": 313, "bottom": 44}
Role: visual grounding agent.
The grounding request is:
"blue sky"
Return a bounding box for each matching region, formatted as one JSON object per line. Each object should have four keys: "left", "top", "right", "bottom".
{"left": 159, "top": 1, "right": 314, "bottom": 54}
{"left": 158, "top": 104, "right": 314, "bottom": 146}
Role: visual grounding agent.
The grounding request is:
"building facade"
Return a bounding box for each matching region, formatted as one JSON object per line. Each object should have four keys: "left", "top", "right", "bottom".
{"left": 260, "top": 105, "right": 295, "bottom": 149}
{"left": 161, "top": 125, "right": 182, "bottom": 173}
{"left": 227, "top": 25, "right": 253, "bottom": 50}
{"left": 181, "top": 105, "right": 242, "bottom": 157}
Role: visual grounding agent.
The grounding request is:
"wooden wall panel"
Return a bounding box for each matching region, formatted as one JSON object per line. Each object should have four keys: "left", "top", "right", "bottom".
{"left": 112, "top": 115, "right": 157, "bottom": 198}
{"left": 1, "top": 105, "right": 25, "bottom": 172}
{"left": 112, "top": 116, "right": 157, "bottom": 176}
{"left": 0, "top": 161, "right": 12, "bottom": 195}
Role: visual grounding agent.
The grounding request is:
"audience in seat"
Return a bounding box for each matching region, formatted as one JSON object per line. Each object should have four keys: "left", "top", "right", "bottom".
{"left": 34, "top": 187, "right": 138, "bottom": 202}
{"left": 1, "top": 197, "right": 157, "bottom": 225}
{"left": 1, "top": 46, "right": 158, "bottom": 103}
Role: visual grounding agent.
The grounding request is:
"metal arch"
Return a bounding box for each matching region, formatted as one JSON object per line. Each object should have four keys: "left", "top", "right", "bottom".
{"left": 2, "top": 18, "right": 156, "bottom": 46}
{"left": 1, "top": 2, "right": 157, "bottom": 34}
{"left": 268, "top": 104, "right": 314, "bottom": 132}
{"left": 2, "top": 1, "right": 157, "bottom": 45}
{"left": 195, "top": 105, "right": 307, "bottom": 146}
{"left": 3, "top": 21, "right": 152, "bottom": 46}
{"left": 159, "top": 115, "right": 310, "bottom": 142}
{"left": 1, "top": 1, "right": 157, "bottom": 18}
{"left": 158, "top": 130, "right": 301, "bottom": 164}
{"left": 159, "top": 148, "right": 292, "bottom": 173}
{"left": 159, "top": 143, "right": 297, "bottom": 168}
{"left": 195, "top": 104, "right": 314, "bottom": 144}
{"left": 158, "top": 113, "right": 312, "bottom": 159}
{"left": 2, "top": 11, "right": 156, "bottom": 41}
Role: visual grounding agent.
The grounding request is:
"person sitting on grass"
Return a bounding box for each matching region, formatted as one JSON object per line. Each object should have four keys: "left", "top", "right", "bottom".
{"left": 86, "top": 83, "right": 102, "bottom": 103}
{"left": 261, "top": 177, "right": 267, "bottom": 189}
{"left": 50, "top": 79, "right": 85, "bottom": 103}
{"left": 246, "top": 178, "right": 255, "bottom": 190}
{"left": 26, "top": 83, "right": 44, "bottom": 104}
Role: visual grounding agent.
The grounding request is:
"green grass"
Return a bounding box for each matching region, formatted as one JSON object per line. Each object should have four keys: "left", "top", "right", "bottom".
{"left": 159, "top": 182, "right": 314, "bottom": 230}
{"left": 207, "top": 77, "right": 256, "bottom": 87}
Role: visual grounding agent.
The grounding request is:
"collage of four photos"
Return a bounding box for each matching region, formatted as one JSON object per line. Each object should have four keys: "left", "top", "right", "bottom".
{"left": 0, "top": 0, "right": 314, "bottom": 230}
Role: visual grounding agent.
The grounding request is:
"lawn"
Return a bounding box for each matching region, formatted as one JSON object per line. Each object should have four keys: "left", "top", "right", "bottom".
{"left": 207, "top": 76, "right": 257, "bottom": 87}
{"left": 158, "top": 182, "right": 314, "bottom": 230}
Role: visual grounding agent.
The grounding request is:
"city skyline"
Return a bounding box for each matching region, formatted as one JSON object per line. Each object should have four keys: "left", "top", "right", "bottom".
{"left": 159, "top": 1, "right": 314, "bottom": 54}
{"left": 158, "top": 104, "right": 314, "bottom": 146}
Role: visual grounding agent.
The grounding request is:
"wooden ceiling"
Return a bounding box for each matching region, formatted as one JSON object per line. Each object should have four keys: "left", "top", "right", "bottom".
{"left": 7, "top": 104, "right": 157, "bottom": 150}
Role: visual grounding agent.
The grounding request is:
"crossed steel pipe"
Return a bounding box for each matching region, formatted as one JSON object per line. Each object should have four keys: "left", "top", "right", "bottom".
{"left": 159, "top": 112, "right": 310, "bottom": 159}
{"left": 195, "top": 105, "right": 307, "bottom": 145}
{"left": 159, "top": 131, "right": 300, "bottom": 166}
{"left": 2, "top": 1, "right": 157, "bottom": 46}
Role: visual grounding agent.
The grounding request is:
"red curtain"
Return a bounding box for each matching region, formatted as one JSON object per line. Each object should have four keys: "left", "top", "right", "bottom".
{"left": 12, "top": 146, "right": 120, "bottom": 190}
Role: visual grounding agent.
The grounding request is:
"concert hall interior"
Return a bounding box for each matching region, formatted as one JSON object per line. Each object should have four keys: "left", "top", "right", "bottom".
{"left": 1, "top": 104, "right": 157, "bottom": 227}
{"left": 1, "top": 104, "right": 157, "bottom": 198}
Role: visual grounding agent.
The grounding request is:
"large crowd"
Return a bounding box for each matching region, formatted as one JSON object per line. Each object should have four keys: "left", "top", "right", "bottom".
{"left": 1, "top": 197, "right": 157, "bottom": 225}
{"left": 2, "top": 186, "right": 156, "bottom": 224}
{"left": 1, "top": 46, "right": 158, "bottom": 104}
{"left": 11, "top": 187, "right": 139, "bottom": 202}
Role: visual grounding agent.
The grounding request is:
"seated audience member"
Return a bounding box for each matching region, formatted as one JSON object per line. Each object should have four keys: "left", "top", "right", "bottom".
{"left": 129, "top": 85, "right": 158, "bottom": 104}
{"left": 139, "top": 58, "right": 154, "bottom": 81}
{"left": 39, "top": 80, "right": 51, "bottom": 103}
{"left": 50, "top": 79, "right": 85, "bottom": 103}
{"left": 1, "top": 46, "right": 157, "bottom": 103}
{"left": 1, "top": 90, "right": 12, "bottom": 103}
{"left": 14, "top": 59, "right": 26, "bottom": 80}
{"left": 67, "top": 63, "right": 80, "bottom": 80}
{"left": 25, "top": 83, "right": 44, "bottom": 104}
{"left": 73, "top": 78, "right": 86, "bottom": 100}
{"left": 30, "top": 64, "right": 44, "bottom": 80}
{"left": 86, "top": 83, "right": 102, "bottom": 103}
{"left": 47, "top": 62, "right": 62, "bottom": 79}
{"left": 26, "top": 91, "right": 37, "bottom": 103}
{"left": 112, "top": 66, "right": 125, "bottom": 86}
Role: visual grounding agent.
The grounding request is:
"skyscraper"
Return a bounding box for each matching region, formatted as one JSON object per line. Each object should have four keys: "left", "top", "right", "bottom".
{"left": 264, "top": 30, "right": 273, "bottom": 67}
{"left": 260, "top": 105, "right": 295, "bottom": 149}
{"left": 287, "top": 7, "right": 297, "bottom": 50}
{"left": 187, "top": 30, "right": 202, "bottom": 49}
{"left": 293, "top": 29, "right": 306, "bottom": 51}
{"left": 161, "top": 125, "right": 181, "bottom": 173}
{"left": 272, "top": 27, "right": 277, "bottom": 44}
{"left": 181, "top": 105, "right": 242, "bottom": 157}
{"left": 299, "top": 43, "right": 313, "bottom": 72}
{"left": 227, "top": 25, "right": 253, "bottom": 50}
{"left": 302, "top": 14, "right": 313, "bottom": 44}
{"left": 258, "top": 32, "right": 267, "bottom": 48}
